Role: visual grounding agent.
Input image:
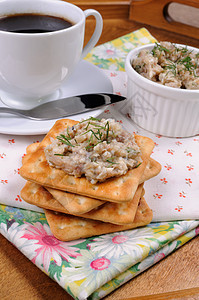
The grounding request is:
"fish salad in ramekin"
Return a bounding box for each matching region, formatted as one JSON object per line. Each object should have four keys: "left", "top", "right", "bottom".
{"left": 125, "top": 42, "right": 199, "bottom": 138}
{"left": 132, "top": 41, "right": 199, "bottom": 90}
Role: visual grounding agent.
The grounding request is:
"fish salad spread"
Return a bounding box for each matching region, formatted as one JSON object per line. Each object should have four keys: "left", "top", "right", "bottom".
{"left": 45, "top": 118, "right": 142, "bottom": 184}
{"left": 132, "top": 41, "right": 199, "bottom": 89}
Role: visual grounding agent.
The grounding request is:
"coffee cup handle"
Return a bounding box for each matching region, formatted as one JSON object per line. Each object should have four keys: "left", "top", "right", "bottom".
{"left": 81, "top": 9, "right": 103, "bottom": 59}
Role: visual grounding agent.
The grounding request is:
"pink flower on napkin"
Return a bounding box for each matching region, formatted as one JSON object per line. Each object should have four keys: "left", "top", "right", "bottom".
{"left": 22, "top": 222, "right": 82, "bottom": 272}
{"left": 90, "top": 257, "right": 111, "bottom": 270}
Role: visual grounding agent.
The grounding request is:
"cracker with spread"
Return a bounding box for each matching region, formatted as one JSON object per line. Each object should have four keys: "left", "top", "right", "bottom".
{"left": 19, "top": 118, "right": 155, "bottom": 203}
{"left": 22, "top": 140, "right": 161, "bottom": 215}
{"left": 20, "top": 117, "right": 161, "bottom": 241}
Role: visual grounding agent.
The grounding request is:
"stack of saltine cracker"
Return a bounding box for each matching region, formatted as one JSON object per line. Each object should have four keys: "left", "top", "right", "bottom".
{"left": 19, "top": 119, "right": 161, "bottom": 241}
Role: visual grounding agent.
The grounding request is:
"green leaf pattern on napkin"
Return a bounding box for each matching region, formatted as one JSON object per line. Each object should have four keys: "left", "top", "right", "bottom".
{"left": 85, "top": 28, "right": 157, "bottom": 71}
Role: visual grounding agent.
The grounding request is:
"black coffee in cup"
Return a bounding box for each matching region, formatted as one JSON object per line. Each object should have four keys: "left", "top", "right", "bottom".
{"left": 0, "top": 13, "right": 73, "bottom": 33}
{"left": 0, "top": 0, "right": 102, "bottom": 105}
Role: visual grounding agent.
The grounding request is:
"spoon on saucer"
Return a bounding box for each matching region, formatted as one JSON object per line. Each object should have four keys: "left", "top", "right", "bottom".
{"left": 0, "top": 93, "right": 126, "bottom": 121}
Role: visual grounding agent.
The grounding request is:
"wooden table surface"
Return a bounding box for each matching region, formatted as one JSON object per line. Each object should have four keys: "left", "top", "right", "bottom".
{"left": 0, "top": 18, "right": 199, "bottom": 300}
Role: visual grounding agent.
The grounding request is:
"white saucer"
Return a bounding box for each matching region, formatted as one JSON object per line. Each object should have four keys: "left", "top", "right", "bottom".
{"left": 0, "top": 60, "right": 113, "bottom": 135}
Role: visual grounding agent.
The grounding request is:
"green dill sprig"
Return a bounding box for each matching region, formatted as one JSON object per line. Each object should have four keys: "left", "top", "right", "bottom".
{"left": 85, "top": 121, "right": 108, "bottom": 132}
{"left": 82, "top": 129, "right": 101, "bottom": 140}
{"left": 79, "top": 117, "right": 101, "bottom": 124}
{"left": 152, "top": 42, "right": 170, "bottom": 56}
{"left": 177, "top": 55, "right": 198, "bottom": 75}
{"left": 106, "top": 159, "right": 117, "bottom": 164}
{"left": 135, "top": 162, "right": 142, "bottom": 168}
{"left": 106, "top": 157, "right": 118, "bottom": 167}
{"left": 162, "top": 60, "right": 177, "bottom": 76}
{"left": 84, "top": 129, "right": 104, "bottom": 150}
{"left": 66, "top": 126, "right": 71, "bottom": 139}
{"left": 176, "top": 46, "right": 189, "bottom": 55}
{"left": 56, "top": 134, "right": 74, "bottom": 147}
{"left": 81, "top": 120, "right": 111, "bottom": 149}
{"left": 86, "top": 140, "right": 103, "bottom": 150}
{"left": 56, "top": 119, "right": 113, "bottom": 151}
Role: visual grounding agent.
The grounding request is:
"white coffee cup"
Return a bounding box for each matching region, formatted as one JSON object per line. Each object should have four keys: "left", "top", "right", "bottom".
{"left": 0, "top": 0, "right": 103, "bottom": 108}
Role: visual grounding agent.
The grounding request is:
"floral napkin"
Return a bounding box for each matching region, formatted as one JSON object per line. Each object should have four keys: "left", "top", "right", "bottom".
{"left": 0, "top": 205, "right": 198, "bottom": 300}
{"left": 0, "top": 28, "right": 198, "bottom": 300}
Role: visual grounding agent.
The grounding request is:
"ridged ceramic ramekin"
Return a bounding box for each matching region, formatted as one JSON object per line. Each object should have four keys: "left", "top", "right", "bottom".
{"left": 125, "top": 44, "right": 199, "bottom": 137}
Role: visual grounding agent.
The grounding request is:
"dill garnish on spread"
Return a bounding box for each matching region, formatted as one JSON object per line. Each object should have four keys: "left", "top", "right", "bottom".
{"left": 132, "top": 41, "right": 199, "bottom": 89}
{"left": 44, "top": 118, "right": 142, "bottom": 184}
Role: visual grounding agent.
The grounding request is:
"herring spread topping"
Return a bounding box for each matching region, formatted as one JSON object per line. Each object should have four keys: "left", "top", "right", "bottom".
{"left": 44, "top": 117, "right": 142, "bottom": 184}
{"left": 132, "top": 41, "right": 199, "bottom": 89}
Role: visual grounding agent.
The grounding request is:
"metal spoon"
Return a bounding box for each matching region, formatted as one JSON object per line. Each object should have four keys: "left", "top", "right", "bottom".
{"left": 0, "top": 93, "right": 126, "bottom": 121}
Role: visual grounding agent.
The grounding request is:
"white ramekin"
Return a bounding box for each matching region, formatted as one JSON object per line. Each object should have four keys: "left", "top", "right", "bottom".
{"left": 125, "top": 44, "right": 199, "bottom": 137}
